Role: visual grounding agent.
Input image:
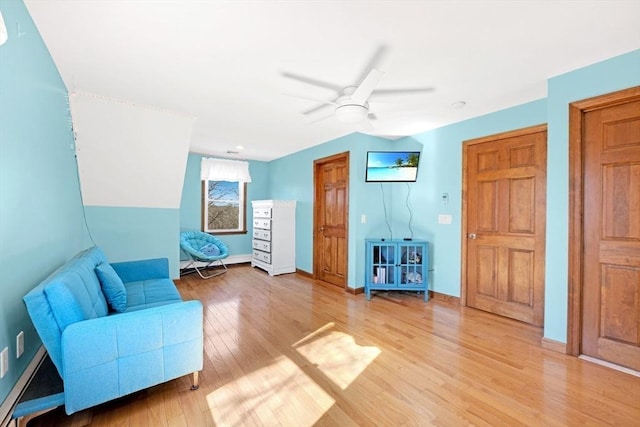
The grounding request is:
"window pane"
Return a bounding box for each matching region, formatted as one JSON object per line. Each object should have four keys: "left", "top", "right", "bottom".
{"left": 203, "top": 180, "right": 246, "bottom": 234}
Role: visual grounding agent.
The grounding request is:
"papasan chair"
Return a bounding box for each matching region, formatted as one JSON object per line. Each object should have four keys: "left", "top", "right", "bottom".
{"left": 180, "top": 231, "right": 229, "bottom": 279}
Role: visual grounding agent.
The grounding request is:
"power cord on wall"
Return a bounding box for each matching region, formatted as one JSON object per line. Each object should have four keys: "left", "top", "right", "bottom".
{"left": 67, "top": 91, "right": 97, "bottom": 247}
{"left": 74, "top": 152, "right": 97, "bottom": 247}
{"left": 406, "top": 183, "right": 414, "bottom": 240}
{"left": 380, "top": 183, "right": 393, "bottom": 240}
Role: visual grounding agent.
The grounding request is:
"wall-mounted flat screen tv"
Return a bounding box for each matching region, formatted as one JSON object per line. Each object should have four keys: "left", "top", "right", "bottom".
{"left": 365, "top": 151, "right": 421, "bottom": 182}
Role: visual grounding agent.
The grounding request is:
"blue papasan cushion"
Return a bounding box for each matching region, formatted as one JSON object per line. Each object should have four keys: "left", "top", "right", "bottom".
{"left": 200, "top": 243, "right": 220, "bottom": 257}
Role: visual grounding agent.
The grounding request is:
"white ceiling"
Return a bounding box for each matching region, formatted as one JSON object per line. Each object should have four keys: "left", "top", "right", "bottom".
{"left": 23, "top": 0, "right": 640, "bottom": 161}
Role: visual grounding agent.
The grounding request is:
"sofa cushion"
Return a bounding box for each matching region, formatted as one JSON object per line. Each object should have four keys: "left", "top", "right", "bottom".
{"left": 124, "top": 279, "right": 182, "bottom": 312}
{"left": 26, "top": 247, "right": 110, "bottom": 377}
{"left": 44, "top": 279, "right": 87, "bottom": 332}
{"left": 43, "top": 255, "right": 110, "bottom": 330}
{"left": 95, "top": 263, "right": 127, "bottom": 313}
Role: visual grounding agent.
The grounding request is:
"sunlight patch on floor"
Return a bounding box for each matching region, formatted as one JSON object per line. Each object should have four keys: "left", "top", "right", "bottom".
{"left": 294, "top": 323, "right": 381, "bottom": 390}
{"left": 206, "top": 355, "right": 334, "bottom": 427}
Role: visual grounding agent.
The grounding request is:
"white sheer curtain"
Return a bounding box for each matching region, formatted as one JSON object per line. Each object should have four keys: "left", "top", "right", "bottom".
{"left": 201, "top": 158, "right": 252, "bottom": 182}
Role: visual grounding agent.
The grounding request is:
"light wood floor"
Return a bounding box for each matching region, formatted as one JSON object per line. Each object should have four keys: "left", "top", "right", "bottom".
{"left": 29, "top": 265, "right": 639, "bottom": 426}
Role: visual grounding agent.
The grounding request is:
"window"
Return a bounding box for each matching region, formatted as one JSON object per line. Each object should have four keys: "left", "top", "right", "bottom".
{"left": 200, "top": 157, "right": 251, "bottom": 234}
{"left": 202, "top": 180, "right": 247, "bottom": 234}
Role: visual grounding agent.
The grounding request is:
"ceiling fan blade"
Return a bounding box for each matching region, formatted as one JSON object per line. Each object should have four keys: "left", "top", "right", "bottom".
{"left": 351, "top": 69, "right": 384, "bottom": 105}
{"left": 283, "top": 93, "right": 337, "bottom": 116}
{"left": 303, "top": 103, "right": 333, "bottom": 116}
{"left": 369, "top": 87, "right": 435, "bottom": 100}
{"left": 355, "top": 45, "right": 389, "bottom": 84}
{"left": 306, "top": 113, "right": 335, "bottom": 125}
{"left": 369, "top": 100, "right": 431, "bottom": 113}
{"left": 282, "top": 92, "right": 338, "bottom": 105}
{"left": 281, "top": 71, "right": 343, "bottom": 92}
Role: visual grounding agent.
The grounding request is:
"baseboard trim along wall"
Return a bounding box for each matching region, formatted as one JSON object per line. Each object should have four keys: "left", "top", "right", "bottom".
{"left": 541, "top": 337, "right": 567, "bottom": 354}
{"left": 346, "top": 286, "right": 364, "bottom": 295}
{"left": 0, "top": 346, "right": 46, "bottom": 427}
{"left": 295, "top": 268, "right": 313, "bottom": 278}
{"left": 429, "top": 291, "right": 461, "bottom": 304}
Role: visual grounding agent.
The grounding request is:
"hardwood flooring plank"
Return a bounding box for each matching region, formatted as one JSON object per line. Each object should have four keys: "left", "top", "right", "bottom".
{"left": 26, "top": 265, "right": 640, "bottom": 426}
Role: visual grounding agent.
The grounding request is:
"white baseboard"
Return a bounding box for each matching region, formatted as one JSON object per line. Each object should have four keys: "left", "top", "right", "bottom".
{"left": 0, "top": 346, "right": 47, "bottom": 427}
{"left": 180, "top": 254, "right": 252, "bottom": 270}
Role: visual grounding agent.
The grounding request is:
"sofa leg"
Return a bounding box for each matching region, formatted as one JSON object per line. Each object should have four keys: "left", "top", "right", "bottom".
{"left": 190, "top": 371, "right": 199, "bottom": 391}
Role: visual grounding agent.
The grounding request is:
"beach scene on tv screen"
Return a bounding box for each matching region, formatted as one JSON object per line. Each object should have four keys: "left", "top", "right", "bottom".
{"left": 367, "top": 151, "right": 419, "bottom": 181}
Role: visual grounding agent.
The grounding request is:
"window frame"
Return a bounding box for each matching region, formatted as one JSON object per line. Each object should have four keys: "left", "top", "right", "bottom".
{"left": 201, "top": 180, "right": 248, "bottom": 235}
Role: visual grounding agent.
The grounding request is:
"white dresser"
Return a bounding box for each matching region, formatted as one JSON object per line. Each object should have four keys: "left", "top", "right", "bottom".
{"left": 251, "top": 200, "right": 296, "bottom": 276}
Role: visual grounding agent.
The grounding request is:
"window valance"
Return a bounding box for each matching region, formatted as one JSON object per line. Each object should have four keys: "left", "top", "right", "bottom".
{"left": 201, "top": 158, "right": 252, "bottom": 183}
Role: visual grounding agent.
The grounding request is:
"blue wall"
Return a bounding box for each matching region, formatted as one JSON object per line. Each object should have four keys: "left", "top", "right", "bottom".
{"left": 398, "top": 99, "right": 548, "bottom": 297}
{"left": 268, "top": 133, "right": 398, "bottom": 284}
{"left": 264, "top": 101, "right": 549, "bottom": 291}
{"left": 84, "top": 207, "right": 182, "bottom": 276}
{"left": 543, "top": 50, "right": 640, "bottom": 342}
{"left": 0, "top": 0, "right": 85, "bottom": 406}
{"left": 181, "top": 134, "right": 420, "bottom": 287}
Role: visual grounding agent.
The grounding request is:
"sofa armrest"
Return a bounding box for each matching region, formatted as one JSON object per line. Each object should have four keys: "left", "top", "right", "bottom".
{"left": 110, "top": 258, "right": 169, "bottom": 282}
{"left": 60, "top": 300, "right": 203, "bottom": 414}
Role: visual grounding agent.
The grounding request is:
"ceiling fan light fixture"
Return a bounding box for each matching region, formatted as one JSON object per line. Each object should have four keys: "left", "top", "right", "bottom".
{"left": 335, "top": 104, "right": 368, "bottom": 123}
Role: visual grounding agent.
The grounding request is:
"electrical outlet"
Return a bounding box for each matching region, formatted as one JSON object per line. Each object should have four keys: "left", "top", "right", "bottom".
{"left": 0, "top": 347, "right": 8, "bottom": 378}
{"left": 17, "top": 331, "right": 24, "bottom": 358}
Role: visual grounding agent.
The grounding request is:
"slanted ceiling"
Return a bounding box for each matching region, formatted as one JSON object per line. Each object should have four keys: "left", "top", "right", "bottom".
{"left": 70, "top": 92, "right": 194, "bottom": 209}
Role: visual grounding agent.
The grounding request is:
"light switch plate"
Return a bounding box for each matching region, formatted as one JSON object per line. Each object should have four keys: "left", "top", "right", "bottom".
{"left": 438, "top": 214, "right": 452, "bottom": 225}
{"left": 17, "top": 331, "right": 24, "bottom": 358}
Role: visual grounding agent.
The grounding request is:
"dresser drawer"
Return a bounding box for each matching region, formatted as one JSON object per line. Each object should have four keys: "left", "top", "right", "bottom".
{"left": 252, "top": 239, "right": 271, "bottom": 252}
{"left": 253, "top": 207, "right": 272, "bottom": 218}
{"left": 253, "top": 219, "right": 271, "bottom": 230}
{"left": 252, "top": 250, "right": 271, "bottom": 264}
{"left": 253, "top": 229, "right": 271, "bottom": 241}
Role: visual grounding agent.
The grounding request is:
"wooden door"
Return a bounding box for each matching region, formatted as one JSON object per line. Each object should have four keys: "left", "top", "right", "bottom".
{"left": 463, "top": 125, "right": 547, "bottom": 326}
{"left": 579, "top": 92, "right": 640, "bottom": 370}
{"left": 314, "top": 152, "right": 349, "bottom": 288}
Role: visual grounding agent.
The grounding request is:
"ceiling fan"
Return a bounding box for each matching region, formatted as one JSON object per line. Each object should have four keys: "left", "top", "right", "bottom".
{"left": 281, "top": 46, "right": 434, "bottom": 129}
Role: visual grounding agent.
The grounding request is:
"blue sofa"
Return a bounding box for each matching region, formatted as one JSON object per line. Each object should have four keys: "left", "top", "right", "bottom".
{"left": 21, "top": 246, "right": 203, "bottom": 416}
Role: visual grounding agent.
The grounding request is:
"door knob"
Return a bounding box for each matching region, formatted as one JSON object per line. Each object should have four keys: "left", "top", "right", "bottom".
{"left": 468, "top": 233, "right": 477, "bottom": 239}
